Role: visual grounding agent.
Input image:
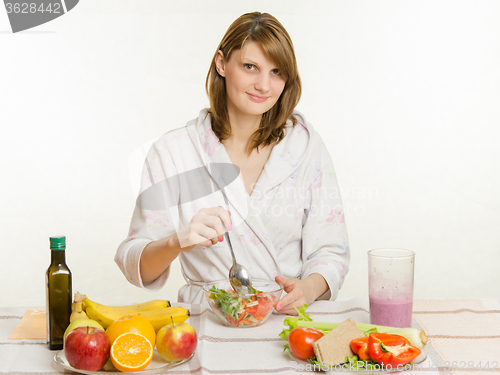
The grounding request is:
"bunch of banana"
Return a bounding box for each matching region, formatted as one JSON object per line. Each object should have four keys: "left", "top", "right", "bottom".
{"left": 74, "top": 293, "right": 190, "bottom": 332}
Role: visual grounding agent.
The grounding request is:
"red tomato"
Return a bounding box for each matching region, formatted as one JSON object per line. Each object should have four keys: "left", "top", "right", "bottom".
{"left": 288, "top": 327, "right": 324, "bottom": 360}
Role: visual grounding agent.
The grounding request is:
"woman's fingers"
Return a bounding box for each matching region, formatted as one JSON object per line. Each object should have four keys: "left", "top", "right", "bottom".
{"left": 177, "top": 227, "right": 212, "bottom": 249}
{"left": 217, "top": 206, "right": 233, "bottom": 231}
{"left": 278, "top": 303, "right": 303, "bottom": 315}
{"left": 274, "top": 276, "right": 308, "bottom": 315}
{"left": 199, "top": 207, "right": 232, "bottom": 231}
{"left": 191, "top": 220, "right": 219, "bottom": 245}
{"left": 276, "top": 292, "right": 306, "bottom": 315}
{"left": 202, "top": 214, "right": 225, "bottom": 236}
{"left": 276, "top": 275, "right": 289, "bottom": 286}
{"left": 275, "top": 275, "right": 295, "bottom": 293}
{"left": 200, "top": 211, "right": 227, "bottom": 245}
{"left": 198, "top": 238, "right": 214, "bottom": 247}
{"left": 176, "top": 217, "right": 215, "bottom": 248}
{"left": 274, "top": 276, "right": 294, "bottom": 311}
{"left": 179, "top": 206, "right": 232, "bottom": 250}
{"left": 275, "top": 294, "right": 299, "bottom": 315}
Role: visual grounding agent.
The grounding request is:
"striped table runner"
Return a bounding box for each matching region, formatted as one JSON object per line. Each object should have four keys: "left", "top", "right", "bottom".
{"left": 412, "top": 299, "right": 500, "bottom": 375}
{"left": 1, "top": 299, "right": 499, "bottom": 374}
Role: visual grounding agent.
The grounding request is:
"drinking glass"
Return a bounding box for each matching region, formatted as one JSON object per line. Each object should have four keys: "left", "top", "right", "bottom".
{"left": 368, "top": 248, "right": 415, "bottom": 328}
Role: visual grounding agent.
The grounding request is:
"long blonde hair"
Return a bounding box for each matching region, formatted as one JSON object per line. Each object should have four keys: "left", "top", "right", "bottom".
{"left": 206, "top": 12, "right": 302, "bottom": 153}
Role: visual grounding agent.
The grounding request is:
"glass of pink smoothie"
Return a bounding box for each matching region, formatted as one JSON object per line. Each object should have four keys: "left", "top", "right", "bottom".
{"left": 368, "top": 248, "right": 415, "bottom": 328}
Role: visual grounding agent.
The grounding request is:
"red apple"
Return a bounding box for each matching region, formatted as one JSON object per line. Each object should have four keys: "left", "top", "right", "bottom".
{"left": 156, "top": 322, "right": 197, "bottom": 362}
{"left": 64, "top": 319, "right": 104, "bottom": 340}
{"left": 64, "top": 326, "right": 110, "bottom": 371}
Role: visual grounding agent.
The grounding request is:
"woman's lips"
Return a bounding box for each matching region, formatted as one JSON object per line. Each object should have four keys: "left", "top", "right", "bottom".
{"left": 247, "top": 93, "right": 269, "bottom": 103}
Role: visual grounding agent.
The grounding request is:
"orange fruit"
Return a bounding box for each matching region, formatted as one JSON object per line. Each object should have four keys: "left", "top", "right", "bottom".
{"left": 106, "top": 314, "right": 156, "bottom": 347}
{"left": 110, "top": 332, "right": 153, "bottom": 372}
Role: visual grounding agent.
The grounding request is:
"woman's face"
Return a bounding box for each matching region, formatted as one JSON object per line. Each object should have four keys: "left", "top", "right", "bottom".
{"left": 215, "top": 41, "right": 286, "bottom": 121}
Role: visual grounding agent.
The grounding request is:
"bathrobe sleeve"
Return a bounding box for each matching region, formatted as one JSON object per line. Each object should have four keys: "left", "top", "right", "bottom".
{"left": 300, "top": 136, "right": 350, "bottom": 301}
{"left": 115, "top": 142, "right": 179, "bottom": 291}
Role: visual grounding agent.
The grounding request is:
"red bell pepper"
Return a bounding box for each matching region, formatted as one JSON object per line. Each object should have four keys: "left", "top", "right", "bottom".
{"left": 351, "top": 336, "right": 370, "bottom": 361}
{"left": 368, "top": 333, "right": 421, "bottom": 367}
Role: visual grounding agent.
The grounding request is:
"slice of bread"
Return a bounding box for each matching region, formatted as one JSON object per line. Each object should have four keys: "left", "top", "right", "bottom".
{"left": 312, "top": 318, "right": 364, "bottom": 366}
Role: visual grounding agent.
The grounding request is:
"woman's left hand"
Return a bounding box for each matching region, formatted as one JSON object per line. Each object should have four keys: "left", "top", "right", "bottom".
{"left": 274, "top": 274, "right": 328, "bottom": 315}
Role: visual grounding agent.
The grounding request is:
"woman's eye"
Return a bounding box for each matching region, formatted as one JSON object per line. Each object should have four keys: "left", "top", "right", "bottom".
{"left": 244, "top": 64, "right": 255, "bottom": 71}
{"left": 271, "top": 69, "right": 281, "bottom": 75}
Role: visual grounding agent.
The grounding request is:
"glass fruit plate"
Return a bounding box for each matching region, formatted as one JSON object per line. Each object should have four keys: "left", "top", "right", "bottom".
{"left": 54, "top": 350, "right": 194, "bottom": 374}
{"left": 288, "top": 349, "right": 427, "bottom": 373}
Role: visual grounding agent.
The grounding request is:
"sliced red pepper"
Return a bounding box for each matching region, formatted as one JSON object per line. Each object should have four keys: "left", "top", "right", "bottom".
{"left": 351, "top": 336, "right": 370, "bottom": 361}
{"left": 236, "top": 311, "right": 246, "bottom": 323}
{"left": 368, "top": 333, "right": 421, "bottom": 367}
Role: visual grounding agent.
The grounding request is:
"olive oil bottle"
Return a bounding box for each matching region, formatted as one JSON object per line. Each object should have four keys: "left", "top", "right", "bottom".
{"left": 45, "top": 236, "right": 72, "bottom": 350}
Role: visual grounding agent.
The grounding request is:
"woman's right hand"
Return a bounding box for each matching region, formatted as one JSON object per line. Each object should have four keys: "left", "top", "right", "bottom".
{"left": 174, "top": 206, "right": 232, "bottom": 251}
{"left": 140, "top": 206, "right": 231, "bottom": 285}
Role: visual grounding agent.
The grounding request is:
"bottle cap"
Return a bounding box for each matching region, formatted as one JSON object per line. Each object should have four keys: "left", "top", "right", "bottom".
{"left": 49, "top": 236, "right": 66, "bottom": 250}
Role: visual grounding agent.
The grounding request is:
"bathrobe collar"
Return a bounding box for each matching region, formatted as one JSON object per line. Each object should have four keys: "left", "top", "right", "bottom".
{"left": 186, "top": 109, "right": 313, "bottom": 274}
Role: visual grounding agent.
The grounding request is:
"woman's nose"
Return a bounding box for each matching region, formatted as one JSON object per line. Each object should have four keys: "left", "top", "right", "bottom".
{"left": 254, "top": 73, "right": 271, "bottom": 92}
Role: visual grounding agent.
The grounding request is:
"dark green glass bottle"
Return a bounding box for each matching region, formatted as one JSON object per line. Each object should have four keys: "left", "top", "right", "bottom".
{"left": 45, "top": 236, "right": 72, "bottom": 350}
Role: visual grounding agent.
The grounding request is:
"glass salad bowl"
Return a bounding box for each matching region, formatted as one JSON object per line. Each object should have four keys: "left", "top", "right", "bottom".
{"left": 202, "top": 279, "right": 283, "bottom": 328}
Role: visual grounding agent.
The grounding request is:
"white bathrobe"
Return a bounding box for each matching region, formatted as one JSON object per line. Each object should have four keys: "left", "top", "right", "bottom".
{"left": 115, "top": 109, "right": 350, "bottom": 304}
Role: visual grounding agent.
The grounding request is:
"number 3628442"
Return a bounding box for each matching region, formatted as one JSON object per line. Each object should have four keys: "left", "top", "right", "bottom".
{"left": 5, "top": 3, "right": 61, "bottom": 14}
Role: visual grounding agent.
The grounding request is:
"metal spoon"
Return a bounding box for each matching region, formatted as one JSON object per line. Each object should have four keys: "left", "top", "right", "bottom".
{"left": 221, "top": 190, "right": 253, "bottom": 294}
{"left": 225, "top": 230, "right": 253, "bottom": 294}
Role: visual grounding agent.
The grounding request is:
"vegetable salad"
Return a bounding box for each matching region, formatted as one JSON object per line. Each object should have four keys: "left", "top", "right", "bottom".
{"left": 208, "top": 286, "right": 277, "bottom": 327}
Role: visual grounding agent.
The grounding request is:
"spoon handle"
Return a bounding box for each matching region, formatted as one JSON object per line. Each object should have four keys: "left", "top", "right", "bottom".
{"left": 224, "top": 232, "right": 237, "bottom": 266}
{"left": 221, "top": 190, "right": 237, "bottom": 265}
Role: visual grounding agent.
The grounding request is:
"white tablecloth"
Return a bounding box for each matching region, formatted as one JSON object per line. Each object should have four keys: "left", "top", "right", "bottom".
{"left": 1, "top": 298, "right": 499, "bottom": 375}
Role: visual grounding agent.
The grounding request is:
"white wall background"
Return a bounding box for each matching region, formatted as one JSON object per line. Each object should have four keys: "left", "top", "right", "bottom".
{"left": 1, "top": 0, "right": 499, "bottom": 308}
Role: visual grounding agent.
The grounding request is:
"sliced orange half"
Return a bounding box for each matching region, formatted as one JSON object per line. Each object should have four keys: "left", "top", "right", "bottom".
{"left": 110, "top": 332, "right": 153, "bottom": 372}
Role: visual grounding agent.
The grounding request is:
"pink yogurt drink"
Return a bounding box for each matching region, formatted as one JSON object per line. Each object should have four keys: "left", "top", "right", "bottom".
{"left": 369, "top": 295, "right": 413, "bottom": 328}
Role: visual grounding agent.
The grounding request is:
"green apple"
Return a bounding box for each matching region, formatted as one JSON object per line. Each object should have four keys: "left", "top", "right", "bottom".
{"left": 64, "top": 319, "right": 104, "bottom": 340}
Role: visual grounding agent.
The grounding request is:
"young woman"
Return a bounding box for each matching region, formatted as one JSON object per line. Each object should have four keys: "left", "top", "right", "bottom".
{"left": 115, "top": 12, "right": 349, "bottom": 315}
